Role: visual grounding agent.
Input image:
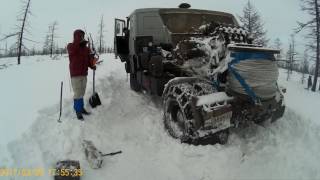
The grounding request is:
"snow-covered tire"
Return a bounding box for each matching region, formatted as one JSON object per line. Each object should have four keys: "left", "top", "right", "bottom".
{"left": 163, "top": 81, "right": 214, "bottom": 143}
{"left": 130, "top": 73, "right": 141, "bottom": 92}
{"left": 163, "top": 80, "right": 230, "bottom": 145}
{"left": 163, "top": 96, "right": 191, "bottom": 141}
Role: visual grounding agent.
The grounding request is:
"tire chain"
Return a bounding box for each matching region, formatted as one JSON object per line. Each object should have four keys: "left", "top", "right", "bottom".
{"left": 164, "top": 82, "right": 215, "bottom": 120}
{"left": 163, "top": 81, "right": 216, "bottom": 141}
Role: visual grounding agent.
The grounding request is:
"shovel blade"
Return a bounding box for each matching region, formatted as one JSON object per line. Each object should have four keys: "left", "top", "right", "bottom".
{"left": 89, "top": 92, "right": 101, "bottom": 108}
{"left": 82, "top": 140, "right": 103, "bottom": 169}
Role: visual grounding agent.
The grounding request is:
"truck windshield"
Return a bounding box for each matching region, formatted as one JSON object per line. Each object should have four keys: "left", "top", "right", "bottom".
{"left": 159, "top": 11, "right": 236, "bottom": 34}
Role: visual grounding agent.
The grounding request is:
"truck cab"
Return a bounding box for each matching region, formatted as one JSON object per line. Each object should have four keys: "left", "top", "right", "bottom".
{"left": 114, "top": 7, "right": 238, "bottom": 95}
{"left": 114, "top": 6, "right": 285, "bottom": 145}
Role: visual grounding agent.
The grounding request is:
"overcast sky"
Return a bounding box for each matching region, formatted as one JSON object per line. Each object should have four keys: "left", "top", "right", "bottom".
{"left": 0, "top": 0, "right": 310, "bottom": 55}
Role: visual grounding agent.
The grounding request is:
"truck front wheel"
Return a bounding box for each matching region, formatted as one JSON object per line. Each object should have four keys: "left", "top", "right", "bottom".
{"left": 163, "top": 96, "right": 192, "bottom": 142}
{"left": 163, "top": 81, "right": 230, "bottom": 145}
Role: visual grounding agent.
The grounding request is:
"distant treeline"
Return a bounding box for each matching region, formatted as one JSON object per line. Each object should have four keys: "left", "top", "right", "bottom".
{"left": 0, "top": 46, "right": 114, "bottom": 58}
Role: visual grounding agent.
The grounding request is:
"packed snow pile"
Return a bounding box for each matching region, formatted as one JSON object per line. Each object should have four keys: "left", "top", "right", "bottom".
{"left": 0, "top": 54, "right": 320, "bottom": 180}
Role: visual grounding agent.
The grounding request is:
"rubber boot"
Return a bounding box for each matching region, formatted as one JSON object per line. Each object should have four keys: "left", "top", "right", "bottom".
{"left": 80, "top": 98, "right": 90, "bottom": 115}
{"left": 82, "top": 108, "right": 91, "bottom": 115}
{"left": 74, "top": 99, "right": 84, "bottom": 120}
{"left": 76, "top": 112, "right": 84, "bottom": 120}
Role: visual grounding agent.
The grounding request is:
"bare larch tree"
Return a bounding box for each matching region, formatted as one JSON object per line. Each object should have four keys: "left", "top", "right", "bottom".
{"left": 273, "top": 38, "right": 285, "bottom": 68}
{"left": 48, "top": 21, "right": 58, "bottom": 57}
{"left": 97, "top": 15, "right": 106, "bottom": 54}
{"left": 296, "top": 0, "right": 320, "bottom": 91}
{"left": 286, "top": 34, "right": 298, "bottom": 81}
{"left": 301, "top": 49, "right": 310, "bottom": 84}
{"left": 17, "top": 0, "right": 32, "bottom": 64}
{"left": 0, "top": 0, "right": 32, "bottom": 64}
{"left": 43, "top": 34, "right": 50, "bottom": 55}
{"left": 238, "top": 1, "right": 269, "bottom": 46}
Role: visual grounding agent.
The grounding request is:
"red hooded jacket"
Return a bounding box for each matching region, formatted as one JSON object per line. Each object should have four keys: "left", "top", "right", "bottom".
{"left": 67, "top": 29, "right": 94, "bottom": 77}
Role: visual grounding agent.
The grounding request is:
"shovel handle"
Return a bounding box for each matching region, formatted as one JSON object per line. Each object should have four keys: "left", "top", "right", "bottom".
{"left": 101, "top": 151, "right": 122, "bottom": 157}
{"left": 93, "top": 70, "right": 95, "bottom": 93}
{"left": 58, "top": 81, "right": 63, "bottom": 122}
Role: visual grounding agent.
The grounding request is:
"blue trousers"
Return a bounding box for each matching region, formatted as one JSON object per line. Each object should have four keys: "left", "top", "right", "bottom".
{"left": 74, "top": 98, "right": 84, "bottom": 113}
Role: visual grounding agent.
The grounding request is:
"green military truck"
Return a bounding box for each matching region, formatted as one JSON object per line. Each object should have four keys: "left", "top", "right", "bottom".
{"left": 114, "top": 5, "right": 285, "bottom": 144}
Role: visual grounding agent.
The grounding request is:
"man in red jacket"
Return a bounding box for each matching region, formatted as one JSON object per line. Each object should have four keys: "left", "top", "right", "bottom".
{"left": 67, "top": 29, "right": 96, "bottom": 120}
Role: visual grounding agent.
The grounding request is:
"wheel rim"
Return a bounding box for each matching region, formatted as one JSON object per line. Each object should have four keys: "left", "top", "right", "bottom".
{"left": 165, "top": 99, "right": 186, "bottom": 139}
{"left": 176, "top": 110, "right": 186, "bottom": 131}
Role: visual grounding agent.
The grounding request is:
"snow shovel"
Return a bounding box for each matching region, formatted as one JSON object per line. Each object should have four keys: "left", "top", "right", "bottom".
{"left": 82, "top": 140, "right": 122, "bottom": 169}
{"left": 89, "top": 70, "right": 101, "bottom": 108}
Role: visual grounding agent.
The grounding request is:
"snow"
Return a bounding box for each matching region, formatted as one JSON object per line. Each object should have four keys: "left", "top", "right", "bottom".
{"left": 0, "top": 55, "right": 72, "bottom": 145}
{"left": 196, "top": 92, "right": 233, "bottom": 106}
{"left": 0, "top": 54, "right": 320, "bottom": 180}
{"left": 278, "top": 69, "right": 320, "bottom": 125}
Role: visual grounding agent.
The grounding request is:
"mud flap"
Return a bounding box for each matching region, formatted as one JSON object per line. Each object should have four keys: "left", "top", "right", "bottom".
{"left": 194, "top": 92, "right": 234, "bottom": 131}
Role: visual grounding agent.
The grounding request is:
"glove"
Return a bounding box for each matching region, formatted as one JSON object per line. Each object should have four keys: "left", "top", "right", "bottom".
{"left": 93, "top": 58, "right": 98, "bottom": 65}
{"left": 79, "top": 40, "right": 88, "bottom": 47}
{"left": 90, "top": 57, "right": 97, "bottom": 70}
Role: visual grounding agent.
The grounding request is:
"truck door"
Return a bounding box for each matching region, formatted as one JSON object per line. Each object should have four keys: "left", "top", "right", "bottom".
{"left": 114, "top": 18, "right": 129, "bottom": 62}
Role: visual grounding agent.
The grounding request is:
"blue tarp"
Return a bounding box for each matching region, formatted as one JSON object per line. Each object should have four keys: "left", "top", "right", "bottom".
{"left": 228, "top": 51, "right": 275, "bottom": 104}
